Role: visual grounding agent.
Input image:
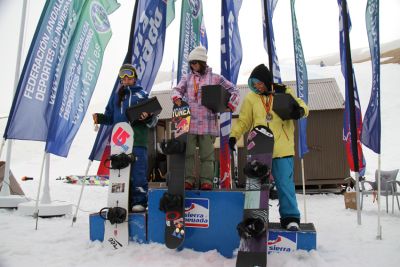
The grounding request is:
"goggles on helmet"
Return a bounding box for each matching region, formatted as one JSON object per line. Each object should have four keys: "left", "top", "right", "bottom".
{"left": 119, "top": 68, "right": 136, "bottom": 79}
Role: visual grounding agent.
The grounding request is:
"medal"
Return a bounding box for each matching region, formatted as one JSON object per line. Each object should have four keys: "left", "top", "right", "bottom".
{"left": 260, "top": 94, "right": 274, "bottom": 123}
{"left": 266, "top": 113, "right": 273, "bottom": 122}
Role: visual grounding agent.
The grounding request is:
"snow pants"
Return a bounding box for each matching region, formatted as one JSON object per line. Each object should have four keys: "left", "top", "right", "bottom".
{"left": 185, "top": 134, "right": 216, "bottom": 185}
{"left": 272, "top": 157, "right": 300, "bottom": 221}
{"left": 130, "top": 146, "right": 148, "bottom": 206}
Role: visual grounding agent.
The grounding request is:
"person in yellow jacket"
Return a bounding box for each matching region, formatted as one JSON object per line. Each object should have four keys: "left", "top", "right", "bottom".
{"left": 229, "top": 64, "right": 309, "bottom": 231}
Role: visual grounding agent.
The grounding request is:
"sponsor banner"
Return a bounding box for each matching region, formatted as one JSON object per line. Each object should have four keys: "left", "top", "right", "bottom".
{"left": 177, "top": 0, "right": 205, "bottom": 82}
{"left": 361, "top": 0, "right": 381, "bottom": 154}
{"left": 337, "top": 0, "right": 366, "bottom": 174}
{"left": 129, "top": 0, "right": 167, "bottom": 93}
{"left": 45, "top": 0, "right": 119, "bottom": 157}
{"left": 262, "top": 0, "right": 281, "bottom": 83}
{"left": 290, "top": 0, "right": 309, "bottom": 157}
{"left": 5, "top": 0, "right": 87, "bottom": 141}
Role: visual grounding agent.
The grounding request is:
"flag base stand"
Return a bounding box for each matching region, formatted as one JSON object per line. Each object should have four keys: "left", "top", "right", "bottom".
{"left": 0, "top": 195, "right": 29, "bottom": 208}
{"left": 17, "top": 201, "right": 72, "bottom": 217}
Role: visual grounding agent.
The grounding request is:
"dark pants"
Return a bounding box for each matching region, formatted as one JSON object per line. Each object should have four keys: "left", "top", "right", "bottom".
{"left": 130, "top": 146, "right": 148, "bottom": 206}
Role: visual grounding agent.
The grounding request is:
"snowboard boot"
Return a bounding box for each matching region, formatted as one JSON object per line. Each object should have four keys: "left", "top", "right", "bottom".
{"left": 184, "top": 177, "right": 195, "bottom": 190}
{"left": 200, "top": 178, "right": 213, "bottom": 191}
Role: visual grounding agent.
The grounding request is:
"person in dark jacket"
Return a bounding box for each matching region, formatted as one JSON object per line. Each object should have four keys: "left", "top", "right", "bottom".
{"left": 93, "top": 64, "right": 158, "bottom": 212}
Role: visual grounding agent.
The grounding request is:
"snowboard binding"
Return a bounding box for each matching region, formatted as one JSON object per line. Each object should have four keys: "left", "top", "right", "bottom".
{"left": 159, "top": 192, "right": 183, "bottom": 212}
{"left": 237, "top": 217, "right": 266, "bottom": 239}
{"left": 105, "top": 153, "right": 136, "bottom": 171}
{"left": 243, "top": 160, "right": 270, "bottom": 182}
{"left": 99, "top": 206, "right": 127, "bottom": 225}
{"left": 160, "top": 138, "right": 186, "bottom": 155}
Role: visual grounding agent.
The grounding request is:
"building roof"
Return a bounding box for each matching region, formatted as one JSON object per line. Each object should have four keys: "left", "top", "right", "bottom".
{"left": 150, "top": 78, "right": 344, "bottom": 120}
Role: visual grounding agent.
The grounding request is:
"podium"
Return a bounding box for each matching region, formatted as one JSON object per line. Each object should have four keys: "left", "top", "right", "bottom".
{"left": 89, "top": 189, "right": 317, "bottom": 257}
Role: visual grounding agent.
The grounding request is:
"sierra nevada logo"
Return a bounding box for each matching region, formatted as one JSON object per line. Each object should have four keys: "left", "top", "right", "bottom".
{"left": 267, "top": 232, "right": 296, "bottom": 254}
{"left": 188, "top": 0, "right": 201, "bottom": 18}
{"left": 184, "top": 198, "right": 209, "bottom": 228}
{"left": 90, "top": 1, "right": 111, "bottom": 33}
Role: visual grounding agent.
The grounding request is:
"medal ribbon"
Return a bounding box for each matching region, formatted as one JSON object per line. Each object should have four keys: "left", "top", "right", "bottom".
{"left": 260, "top": 94, "right": 273, "bottom": 114}
{"left": 193, "top": 76, "right": 199, "bottom": 100}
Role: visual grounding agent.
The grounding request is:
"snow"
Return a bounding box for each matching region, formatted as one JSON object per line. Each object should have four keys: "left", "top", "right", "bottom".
{"left": 1, "top": 0, "right": 400, "bottom": 266}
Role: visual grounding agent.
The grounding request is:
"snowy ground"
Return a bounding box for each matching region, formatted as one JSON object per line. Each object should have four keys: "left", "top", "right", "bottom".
{"left": 1, "top": 62, "right": 400, "bottom": 267}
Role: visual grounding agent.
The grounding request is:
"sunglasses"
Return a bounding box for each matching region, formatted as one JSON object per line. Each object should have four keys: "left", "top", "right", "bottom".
{"left": 119, "top": 69, "right": 136, "bottom": 79}
{"left": 189, "top": 60, "right": 200, "bottom": 65}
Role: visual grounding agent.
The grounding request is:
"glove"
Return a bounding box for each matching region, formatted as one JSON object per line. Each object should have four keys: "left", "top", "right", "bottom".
{"left": 229, "top": 137, "right": 237, "bottom": 151}
{"left": 290, "top": 106, "right": 305, "bottom": 120}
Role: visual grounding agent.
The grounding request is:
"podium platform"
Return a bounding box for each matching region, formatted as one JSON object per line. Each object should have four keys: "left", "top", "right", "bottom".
{"left": 148, "top": 189, "right": 244, "bottom": 258}
{"left": 267, "top": 222, "right": 316, "bottom": 254}
{"left": 89, "top": 189, "right": 317, "bottom": 257}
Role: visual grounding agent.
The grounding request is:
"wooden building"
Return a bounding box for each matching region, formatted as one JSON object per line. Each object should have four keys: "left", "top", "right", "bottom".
{"left": 147, "top": 78, "right": 350, "bottom": 190}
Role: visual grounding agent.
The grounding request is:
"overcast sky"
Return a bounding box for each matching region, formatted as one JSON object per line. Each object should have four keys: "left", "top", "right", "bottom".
{"left": 1, "top": 0, "right": 399, "bottom": 115}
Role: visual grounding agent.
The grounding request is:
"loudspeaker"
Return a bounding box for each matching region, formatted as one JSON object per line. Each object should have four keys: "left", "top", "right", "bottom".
{"left": 272, "top": 93, "right": 299, "bottom": 120}
{"left": 125, "top": 97, "right": 162, "bottom": 123}
{"left": 201, "top": 85, "right": 231, "bottom": 113}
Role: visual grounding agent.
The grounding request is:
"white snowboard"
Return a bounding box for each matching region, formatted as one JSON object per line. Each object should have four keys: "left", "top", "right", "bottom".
{"left": 104, "top": 122, "right": 133, "bottom": 249}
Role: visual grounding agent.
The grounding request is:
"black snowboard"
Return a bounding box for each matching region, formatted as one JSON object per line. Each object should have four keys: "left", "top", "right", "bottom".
{"left": 159, "top": 100, "right": 190, "bottom": 249}
{"left": 236, "top": 125, "right": 274, "bottom": 267}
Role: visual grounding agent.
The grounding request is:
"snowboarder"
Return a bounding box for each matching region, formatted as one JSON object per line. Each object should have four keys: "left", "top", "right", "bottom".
{"left": 93, "top": 63, "right": 158, "bottom": 212}
{"left": 229, "top": 64, "right": 308, "bottom": 231}
{"left": 171, "top": 46, "right": 240, "bottom": 190}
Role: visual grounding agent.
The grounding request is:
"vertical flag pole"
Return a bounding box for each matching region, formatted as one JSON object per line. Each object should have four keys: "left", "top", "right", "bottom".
{"left": 340, "top": 0, "right": 362, "bottom": 225}
{"left": 33, "top": 152, "right": 47, "bottom": 225}
{"left": 72, "top": 160, "right": 92, "bottom": 226}
{"left": 301, "top": 159, "right": 307, "bottom": 222}
{"left": 377, "top": 155, "right": 382, "bottom": 239}
{"left": 1, "top": 0, "right": 28, "bottom": 195}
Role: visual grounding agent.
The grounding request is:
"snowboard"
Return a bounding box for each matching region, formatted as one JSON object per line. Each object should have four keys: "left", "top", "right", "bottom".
{"left": 102, "top": 122, "right": 134, "bottom": 250}
{"left": 219, "top": 112, "right": 232, "bottom": 189}
{"left": 159, "top": 100, "right": 190, "bottom": 249}
{"left": 236, "top": 125, "right": 274, "bottom": 267}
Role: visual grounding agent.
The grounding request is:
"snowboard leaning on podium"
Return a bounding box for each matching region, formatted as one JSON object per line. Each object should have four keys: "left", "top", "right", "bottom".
{"left": 159, "top": 100, "right": 191, "bottom": 249}
{"left": 236, "top": 125, "right": 274, "bottom": 267}
{"left": 100, "top": 122, "right": 134, "bottom": 250}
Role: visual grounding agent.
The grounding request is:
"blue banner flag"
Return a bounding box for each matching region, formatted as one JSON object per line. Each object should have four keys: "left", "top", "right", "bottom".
{"left": 290, "top": 0, "right": 309, "bottom": 158}
{"left": 262, "top": 0, "right": 281, "bottom": 83}
{"left": 177, "top": 0, "right": 207, "bottom": 82}
{"left": 221, "top": 0, "right": 243, "bottom": 85}
{"left": 44, "top": 0, "right": 120, "bottom": 157}
{"left": 4, "top": 0, "right": 89, "bottom": 141}
{"left": 362, "top": 0, "right": 380, "bottom": 154}
{"left": 338, "top": 0, "right": 366, "bottom": 175}
{"left": 130, "top": 0, "right": 168, "bottom": 93}
{"left": 219, "top": 0, "right": 243, "bottom": 189}
{"left": 89, "top": 0, "right": 169, "bottom": 161}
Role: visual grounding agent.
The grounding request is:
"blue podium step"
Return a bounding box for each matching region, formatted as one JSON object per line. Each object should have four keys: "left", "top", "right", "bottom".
{"left": 88, "top": 189, "right": 317, "bottom": 257}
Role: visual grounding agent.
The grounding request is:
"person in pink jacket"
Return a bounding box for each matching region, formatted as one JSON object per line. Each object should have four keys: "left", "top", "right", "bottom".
{"left": 171, "top": 46, "right": 240, "bottom": 190}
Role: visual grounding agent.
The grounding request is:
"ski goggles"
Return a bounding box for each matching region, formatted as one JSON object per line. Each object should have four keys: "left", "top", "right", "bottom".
{"left": 119, "top": 68, "right": 136, "bottom": 79}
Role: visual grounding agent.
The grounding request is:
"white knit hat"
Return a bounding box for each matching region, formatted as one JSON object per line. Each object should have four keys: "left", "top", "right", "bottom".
{"left": 188, "top": 46, "right": 208, "bottom": 62}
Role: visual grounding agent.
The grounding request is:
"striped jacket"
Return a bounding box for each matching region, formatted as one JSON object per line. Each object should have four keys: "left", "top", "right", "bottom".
{"left": 172, "top": 67, "right": 240, "bottom": 136}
